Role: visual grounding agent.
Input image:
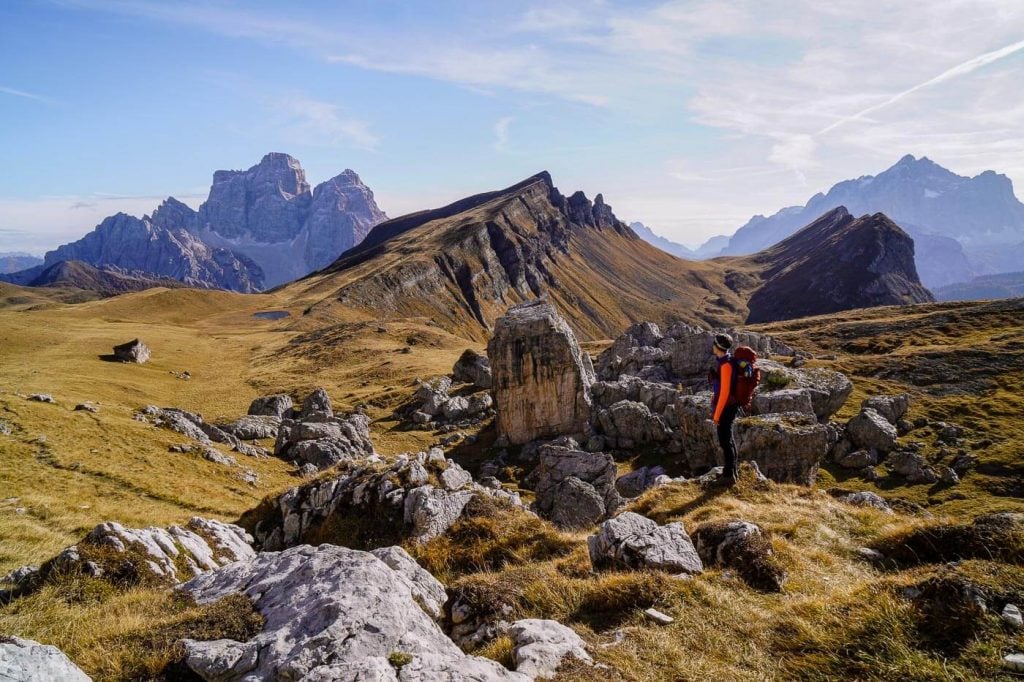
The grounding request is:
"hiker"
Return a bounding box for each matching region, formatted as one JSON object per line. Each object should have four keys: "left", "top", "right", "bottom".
{"left": 710, "top": 333, "right": 740, "bottom": 485}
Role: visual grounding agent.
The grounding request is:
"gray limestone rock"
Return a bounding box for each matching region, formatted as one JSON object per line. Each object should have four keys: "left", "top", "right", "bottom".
{"left": 847, "top": 408, "right": 899, "bottom": 453}
{"left": 452, "top": 349, "right": 493, "bottom": 389}
{"left": 862, "top": 394, "right": 912, "bottom": 425}
{"left": 588, "top": 512, "right": 703, "bottom": 575}
{"left": 113, "top": 338, "right": 150, "bottom": 363}
{"left": 532, "top": 439, "right": 622, "bottom": 529}
{"left": 888, "top": 451, "right": 939, "bottom": 484}
{"left": 751, "top": 388, "right": 815, "bottom": 417}
{"left": 596, "top": 400, "right": 672, "bottom": 449}
{"left": 508, "top": 619, "right": 592, "bottom": 679}
{"left": 615, "top": 465, "right": 668, "bottom": 498}
{"left": 0, "top": 636, "right": 91, "bottom": 682}
{"left": 217, "top": 415, "right": 281, "bottom": 440}
{"left": 404, "top": 486, "right": 476, "bottom": 543}
{"left": 179, "top": 544, "right": 524, "bottom": 681}
{"left": 735, "top": 412, "right": 830, "bottom": 485}
{"left": 300, "top": 387, "right": 334, "bottom": 419}
{"left": 247, "top": 394, "right": 294, "bottom": 418}
{"left": 840, "top": 491, "right": 893, "bottom": 513}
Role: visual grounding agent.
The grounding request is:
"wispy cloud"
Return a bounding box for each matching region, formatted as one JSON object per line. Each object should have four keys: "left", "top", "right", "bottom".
{"left": 272, "top": 95, "right": 379, "bottom": 150}
{"left": 818, "top": 37, "right": 1024, "bottom": 136}
{"left": 493, "top": 116, "right": 514, "bottom": 151}
{"left": 0, "top": 84, "right": 56, "bottom": 104}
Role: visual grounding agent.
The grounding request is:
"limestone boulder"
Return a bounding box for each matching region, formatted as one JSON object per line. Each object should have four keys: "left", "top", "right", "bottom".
{"left": 452, "top": 349, "right": 492, "bottom": 389}
{"left": 247, "top": 394, "right": 294, "bottom": 418}
{"left": 847, "top": 408, "right": 898, "bottom": 453}
{"left": 113, "top": 338, "right": 150, "bottom": 363}
{"left": 751, "top": 388, "right": 815, "bottom": 417}
{"left": 0, "top": 637, "right": 90, "bottom": 682}
{"left": 588, "top": 512, "right": 703, "bottom": 575}
{"left": 32, "top": 517, "right": 254, "bottom": 589}
{"left": 488, "top": 300, "right": 594, "bottom": 445}
{"left": 179, "top": 544, "right": 526, "bottom": 681}
{"left": 531, "top": 439, "right": 622, "bottom": 529}
{"left": 735, "top": 412, "right": 829, "bottom": 485}
{"left": 862, "top": 393, "right": 911, "bottom": 425}
{"left": 616, "top": 465, "right": 668, "bottom": 498}
{"left": 217, "top": 415, "right": 281, "bottom": 440}
{"left": 596, "top": 399, "right": 672, "bottom": 448}
{"left": 508, "top": 619, "right": 592, "bottom": 679}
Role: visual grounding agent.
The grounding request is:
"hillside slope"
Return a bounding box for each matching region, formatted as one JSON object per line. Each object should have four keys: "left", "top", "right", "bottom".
{"left": 746, "top": 208, "right": 934, "bottom": 323}
{"left": 285, "top": 172, "right": 759, "bottom": 341}
{"left": 285, "top": 175, "right": 931, "bottom": 338}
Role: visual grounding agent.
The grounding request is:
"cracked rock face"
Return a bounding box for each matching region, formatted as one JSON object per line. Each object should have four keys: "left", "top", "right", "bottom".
{"left": 488, "top": 300, "right": 595, "bottom": 445}
{"left": 247, "top": 394, "right": 294, "bottom": 418}
{"left": 179, "top": 544, "right": 527, "bottom": 681}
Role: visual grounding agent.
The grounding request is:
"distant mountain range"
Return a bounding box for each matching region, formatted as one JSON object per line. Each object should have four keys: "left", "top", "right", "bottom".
{"left": 657, "top": 155, "right": 1024, "bottom": 290}
{"left": 627, "top": 223, "right": 726, "bottom": 259}
{"left": 1, "top": 153, "right": 387, "bottom": 292}
{"left": 283, "top": 171, "right": 931, "bottom": 338}
{"left": 631, "top": 156, "right": 1024, "bottom": 293}
{"left": 935, "top": 271, "right": 1024, "bottom": 302}
{"left": 0, "top": 252, "right": 42, "bottom": 274}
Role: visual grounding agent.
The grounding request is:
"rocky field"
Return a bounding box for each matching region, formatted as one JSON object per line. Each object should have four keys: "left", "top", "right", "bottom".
{"left": 1, "top": 286, "right": 1023, "bottom": 680}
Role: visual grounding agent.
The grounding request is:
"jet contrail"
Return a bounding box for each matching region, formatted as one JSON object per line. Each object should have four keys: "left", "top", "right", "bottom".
{"left": 818, "top": 37, "right": 1024, "bottom": 136}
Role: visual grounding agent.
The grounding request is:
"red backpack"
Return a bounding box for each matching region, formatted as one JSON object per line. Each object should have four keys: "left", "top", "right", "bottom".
{"left": 730, "top": 346, "right": 761, "bottom": 409}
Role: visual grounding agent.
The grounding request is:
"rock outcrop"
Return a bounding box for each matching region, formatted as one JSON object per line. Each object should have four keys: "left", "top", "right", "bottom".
{"left": 735, "top": 413, "right": 831, "bottom": 486}
{"left": 531, "top": 438, "right": 622, "bottom": 529}
{"left": 272, "top": 388, "right": 375, "bottom": 470}
{"left": 10, "top": 517, "right": 256, "bottom": 597}
{"left": 0, "top": 636, "right": 91, "bottom": 682}
{"left": 488, "top": 300, "right": 595, "bottom": 445}
{"left": 247, "top": 448, "right": 522, "bottom": 550}
{"left": 588, "top": 512, "right": 703, "bottom": 575}
{"left": 136, "top": 405, "right": 268, "bottom": 459}
{"left": 247, "top": 394, "right": 294, "bottom": 418}
{"left": 179, "top": 544, "right": 525, "bottom": 681}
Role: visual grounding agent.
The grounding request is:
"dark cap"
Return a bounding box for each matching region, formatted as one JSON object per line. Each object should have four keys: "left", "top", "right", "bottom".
{"left": 713, "top": 333, "right": 733, "bottom": 351}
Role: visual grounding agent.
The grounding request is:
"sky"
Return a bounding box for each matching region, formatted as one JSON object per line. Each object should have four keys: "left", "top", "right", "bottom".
{"left": 3, "top": 0, "right": 1024, "bottom": 255}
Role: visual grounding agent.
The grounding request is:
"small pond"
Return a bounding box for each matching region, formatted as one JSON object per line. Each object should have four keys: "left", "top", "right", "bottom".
{"left": 253, "top": 310, "right": 291, "bottom": 320}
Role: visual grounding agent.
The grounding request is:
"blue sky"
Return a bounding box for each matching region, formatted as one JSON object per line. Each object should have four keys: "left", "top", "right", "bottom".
{"left": 3, "top": 0, "right": 1024, "bottom": 254}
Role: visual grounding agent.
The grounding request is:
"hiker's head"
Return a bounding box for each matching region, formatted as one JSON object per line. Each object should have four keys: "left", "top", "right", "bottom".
{"left": 712, "top": 333, "right": 733, "bottom": 357}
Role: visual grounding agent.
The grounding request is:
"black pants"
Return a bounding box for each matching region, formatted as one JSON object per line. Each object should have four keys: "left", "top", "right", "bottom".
{"left": 717, "top": 404, "right": 740, "bottom": 480}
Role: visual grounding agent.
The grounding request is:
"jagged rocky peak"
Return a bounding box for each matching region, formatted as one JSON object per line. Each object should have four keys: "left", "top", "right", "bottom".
{"left": 304, "top": 169, "right": 389, "bottom": 271}
{"left": 197, "top": 152, "right": 313, "bottom": 242}
{"left": 149, "top": 196, "right": 197, "bottom": 230}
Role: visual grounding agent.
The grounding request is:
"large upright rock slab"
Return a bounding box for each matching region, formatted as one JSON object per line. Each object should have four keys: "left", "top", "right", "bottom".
{"left": 735, "top": 412, "right": 830, "bottom": 485}
{"left": 488, "top": 300, "right": 595, "bottom": 445}
{"left": 179, "top": 544, "right": 526, "bottom": 681}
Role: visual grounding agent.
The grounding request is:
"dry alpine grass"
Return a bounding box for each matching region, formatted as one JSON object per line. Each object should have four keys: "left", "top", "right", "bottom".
{"left": 2, "top": 283, "right": 1024, "bottom": 679}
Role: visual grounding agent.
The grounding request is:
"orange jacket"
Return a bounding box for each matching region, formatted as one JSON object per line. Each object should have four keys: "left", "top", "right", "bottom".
{"left": 713, "top": 358, "right": 732, "bottom": 423}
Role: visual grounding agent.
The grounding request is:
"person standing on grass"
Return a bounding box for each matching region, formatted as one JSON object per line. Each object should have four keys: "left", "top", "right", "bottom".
{"left": 709, "top": 333, "right": 740, "bottom": 485}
